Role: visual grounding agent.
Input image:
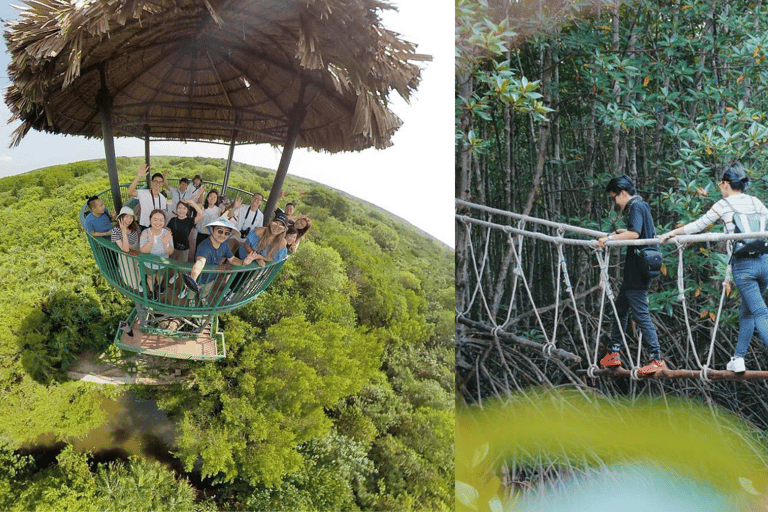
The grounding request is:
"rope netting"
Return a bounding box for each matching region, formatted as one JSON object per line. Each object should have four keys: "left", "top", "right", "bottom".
{"left": 456, "top": 198, "right": 768, "bottom": 381}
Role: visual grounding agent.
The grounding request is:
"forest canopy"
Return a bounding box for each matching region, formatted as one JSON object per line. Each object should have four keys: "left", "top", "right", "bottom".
{"left": 0, "top": 155, "right": 454, "bottom": 511}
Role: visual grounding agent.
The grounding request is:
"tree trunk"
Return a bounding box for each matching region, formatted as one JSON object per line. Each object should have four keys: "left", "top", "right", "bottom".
{"left": 456, "top": 72, "right": 474, "bottom": 317}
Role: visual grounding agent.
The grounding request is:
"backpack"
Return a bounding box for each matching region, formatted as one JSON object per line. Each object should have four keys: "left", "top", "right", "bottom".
{"left": 627, "top": 197, "right": 663, "bottom": 279}
{"left": 723, "top": 196, "right": 768, "bottom": 256}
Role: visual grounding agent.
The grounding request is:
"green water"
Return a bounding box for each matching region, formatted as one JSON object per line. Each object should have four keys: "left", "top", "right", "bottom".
{"left": 25, "top": 390, "right": 177, "bottom": 466}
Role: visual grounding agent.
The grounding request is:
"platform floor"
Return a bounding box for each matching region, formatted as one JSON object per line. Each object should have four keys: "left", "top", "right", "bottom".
{"left": 119, "top": 318, "right": 220, "bottom": 358}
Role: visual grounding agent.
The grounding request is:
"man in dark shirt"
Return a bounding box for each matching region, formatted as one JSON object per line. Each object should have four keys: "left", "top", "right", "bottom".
{"left": 179, "top": 216, "right": 256, "bottom": 303}
{"left": 596, "top": 175, "right": 666, "bottom": 375}
{"left": 83, "top": 196, "right": 113, "bottom": 239}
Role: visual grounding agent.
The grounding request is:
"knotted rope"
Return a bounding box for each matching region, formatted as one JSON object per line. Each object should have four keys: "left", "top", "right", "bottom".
{"left": 456, "top": 198, "right": 765, "bottom": 378}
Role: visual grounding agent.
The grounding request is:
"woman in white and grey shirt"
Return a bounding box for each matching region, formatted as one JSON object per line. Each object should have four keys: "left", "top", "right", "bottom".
{"left": 660, "top": 163, "right": 768, "bottom": 373}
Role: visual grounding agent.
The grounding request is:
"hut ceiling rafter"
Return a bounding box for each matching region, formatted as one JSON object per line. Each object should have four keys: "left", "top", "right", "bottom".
{"left": 4, "top": 0, "right": 430, "bottom": 152}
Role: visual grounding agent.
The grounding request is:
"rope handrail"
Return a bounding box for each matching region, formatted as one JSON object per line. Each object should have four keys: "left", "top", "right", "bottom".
{"left": 456, "top": 198, "right": 606, "bottom": 238}
{"left": 456, "top": 205, "right": 768, "bottom": 381}
{"left": 456, "top": 213, "right": 768, "bottom": 246}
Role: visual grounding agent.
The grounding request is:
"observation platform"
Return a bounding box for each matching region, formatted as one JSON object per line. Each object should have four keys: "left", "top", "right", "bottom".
{"left": 115, "top": 308, "right": 225, "bottom": 360}
{"left": 81, "top": 182, "right": 286, "bottom": 360}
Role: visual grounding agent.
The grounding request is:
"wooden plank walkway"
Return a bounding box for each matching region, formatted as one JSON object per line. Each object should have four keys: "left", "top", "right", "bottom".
{"left": 587, "top": 367, "right": 768, "bottom": 380}
{"left": 119, "top": 319, "right": 219, "bottom": 359}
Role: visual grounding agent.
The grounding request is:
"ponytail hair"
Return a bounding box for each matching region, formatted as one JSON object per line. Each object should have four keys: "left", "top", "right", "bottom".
{"left": 721, "top": 162, "right": 749, "bottom": 191}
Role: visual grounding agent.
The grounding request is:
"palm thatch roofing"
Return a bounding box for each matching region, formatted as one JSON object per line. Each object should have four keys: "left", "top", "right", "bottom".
{"left": 4, "top": 0, "right": 429, "bottom": 151}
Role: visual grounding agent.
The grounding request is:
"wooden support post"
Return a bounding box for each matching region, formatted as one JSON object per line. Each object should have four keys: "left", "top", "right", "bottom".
{"left": 263, "top": 84, "right": 306, "bottom": 225}
{"left": 222, "top": 129, "right": 237, "bottom": 197}
{"left": 97, "top": 86, "right": 122, "bottom": 212}
{"left": 144, "top": 125, "right": 151, "bottom": 187}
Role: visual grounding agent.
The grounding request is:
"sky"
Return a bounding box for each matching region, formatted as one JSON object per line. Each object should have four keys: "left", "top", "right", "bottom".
{"left": 0, "top": 1, "right": 454, "bottom": 247}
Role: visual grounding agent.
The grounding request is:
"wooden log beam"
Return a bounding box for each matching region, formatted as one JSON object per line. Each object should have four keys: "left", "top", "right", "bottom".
{"left": 456, "top": 316, "right": 581, "bottom": 363}
{"left": 583, "top": 367, "right": 768, "bottom": 380}
{"left": 507, "top": 284, "right": 601, "bottom": 324}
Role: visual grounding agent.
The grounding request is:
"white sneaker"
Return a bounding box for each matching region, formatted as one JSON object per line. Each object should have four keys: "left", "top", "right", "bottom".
{"left": 726, "top": 356, "right": 746, "bottom": 373}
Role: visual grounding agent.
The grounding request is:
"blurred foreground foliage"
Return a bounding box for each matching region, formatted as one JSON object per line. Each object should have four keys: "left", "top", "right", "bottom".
{"left": 457, "top": 390, "right": 768, "bottom": 512}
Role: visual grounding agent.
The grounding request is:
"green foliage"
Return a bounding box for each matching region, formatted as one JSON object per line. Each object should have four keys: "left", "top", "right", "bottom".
{"left": 371, "top": 223, "right": 400, "bottom": 251}
{"left": 0, "top": 447, "right": 35, "bottom": 508}
{"left": 456, "top": 0, "right": 554, "bottom": 156}
{"left": 2, "top": 445, "right": 197, "bottom": 512}
{"left": 16, "top": 287, "right": 119, "bottom": 380}
{"left": 13, "top": 446, "right": 99, "bottom": 512}
{"left": 363, "top": 434, "right": 441, "bottom": 511}
{"left": 333, "top": 402, "right": 379, "bottom": 446}
{"left": 239, "top": 429, "right": 374, "bottom": 512}
{"left": 0, "top": 156, "right": 453, "bottom": 511}
{"left": 95, "top": 457, "right": 197, "bottom": 511}
{"left": 457, "top": 392, "right": 768, "bottom": 512}
{"left": 303, "top": 186, "right": 350, "bottom": 220}
{"left": 273, "top": 240, "right": 357, "bottom": 326}
{"left": 0, "top": 381, "right": 110, "bottom": 447}
{"left": 162, "top": 316, "right": 384, "bottom": 486}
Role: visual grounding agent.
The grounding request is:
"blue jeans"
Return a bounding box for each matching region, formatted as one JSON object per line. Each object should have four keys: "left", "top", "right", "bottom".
{"left": 609, "top": 288, "right": 661, "bottom": 360}
{"left": 732, "top": 254, "right": 768, "bottom": 357}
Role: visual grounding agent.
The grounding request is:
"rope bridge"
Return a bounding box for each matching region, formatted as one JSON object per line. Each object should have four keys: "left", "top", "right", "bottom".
{"left": 456, "top": 198, "right": 768, "bottom": 382}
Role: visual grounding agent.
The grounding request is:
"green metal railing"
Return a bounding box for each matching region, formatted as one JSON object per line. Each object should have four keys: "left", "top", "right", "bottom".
{"left": 80, "top": 182, "right": 286, "bottom": 317}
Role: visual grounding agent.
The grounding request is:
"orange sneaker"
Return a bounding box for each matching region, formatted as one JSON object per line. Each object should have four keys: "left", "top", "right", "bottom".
{"left": 638, "top": 359, "right": 668, "bottom": 375}
{"left": 600, "top": 352, "right": 622, "bottom": 367}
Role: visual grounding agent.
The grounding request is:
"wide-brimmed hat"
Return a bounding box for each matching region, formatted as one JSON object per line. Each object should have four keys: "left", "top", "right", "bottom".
{"left": 206, "top": 216, "right": 237, "bottom": 235}
{"left": 117, "top": 206, "right": 135, "bottom": 217}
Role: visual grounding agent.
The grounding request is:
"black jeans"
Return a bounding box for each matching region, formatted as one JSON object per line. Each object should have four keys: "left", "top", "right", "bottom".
{"left": 608, "top": 287, "right": 661, "bottom": 360}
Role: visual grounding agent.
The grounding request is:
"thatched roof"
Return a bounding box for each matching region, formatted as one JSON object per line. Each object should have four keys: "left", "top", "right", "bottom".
{"left": 4, "top": 0, "right": 429, "bottom": 151}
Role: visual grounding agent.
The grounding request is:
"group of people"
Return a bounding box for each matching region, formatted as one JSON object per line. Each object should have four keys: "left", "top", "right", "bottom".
{"left": 84, "top": 164, "right": 312, "bottom": 302}
{"left": 598, "top": 163, "right": 768, "bottom": 375}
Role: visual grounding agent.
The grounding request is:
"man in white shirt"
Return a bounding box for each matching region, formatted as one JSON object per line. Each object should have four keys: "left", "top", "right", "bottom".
{"left": 127, "top": 164, "right": 167, "bottom": 229}
{"left": 231, "top": 192, "right": 265, "bottom": 253}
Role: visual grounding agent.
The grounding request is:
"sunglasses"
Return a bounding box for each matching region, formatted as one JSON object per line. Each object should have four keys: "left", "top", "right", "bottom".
{"left": 214, "top": 228, "right": 232, "bottom": 236}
